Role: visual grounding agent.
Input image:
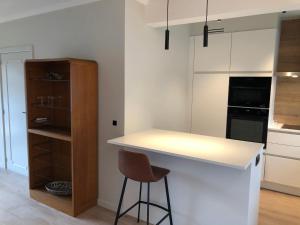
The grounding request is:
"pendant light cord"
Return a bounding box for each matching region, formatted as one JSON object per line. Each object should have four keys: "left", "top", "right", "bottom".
{"left": 205, "top": 0, "right": 208, "bottom": 25}
{"left": 167, "top": 0, "right": 170, "bottom": 30}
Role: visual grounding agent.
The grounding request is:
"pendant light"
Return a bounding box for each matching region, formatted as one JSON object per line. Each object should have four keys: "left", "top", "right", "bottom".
{"left": 203, "top": 0, "right": 209, "bottom": 47}
{"left": 165, "top": 0, "right": 170, "bottom": 50}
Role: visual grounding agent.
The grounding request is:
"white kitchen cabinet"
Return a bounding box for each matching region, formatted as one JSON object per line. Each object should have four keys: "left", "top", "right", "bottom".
{"left": 265, "top": 155, "right": 300, "bottom": 188}
{"left": 268, "top": 131, "right": 300, "bottom": 147}
{"left": 230, "top": 29, "right": 277, "bottom": 73}
{"left": 194, "top": 33, "right": 231, "bottom": 72}
{"left": 191, "top": 74, "right": 229, "bottom": 137}
{"left": 266, "top": 143, "right": 300, "bottom": 159}
{"left": 261, "top": 155, "right": 265, "bottom": 181}
{"left": 263, "top": 131, "right": 300, "bottom": 194}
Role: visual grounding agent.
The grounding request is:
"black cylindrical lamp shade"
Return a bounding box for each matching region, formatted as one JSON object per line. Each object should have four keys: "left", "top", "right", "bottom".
{"left": 165, "top": 29, "right": 170, "bottom": 50}
{"left": 203, "top": 24, "right": 208, "bottom": 47}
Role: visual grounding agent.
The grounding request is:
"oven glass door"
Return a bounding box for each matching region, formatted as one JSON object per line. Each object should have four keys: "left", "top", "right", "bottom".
{"left": 229, "top": 118, "right": 265, "bottom": 143}
{"left": 226, "top": 108, "right": 269, "bottom": 146}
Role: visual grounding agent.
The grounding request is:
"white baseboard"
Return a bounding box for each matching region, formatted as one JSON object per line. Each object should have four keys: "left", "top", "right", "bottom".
{"left": 97, "top": 198, "right": 116, "bottom": 212}
{"left": 262, "top": 181, "right": 300, "bottom": 196}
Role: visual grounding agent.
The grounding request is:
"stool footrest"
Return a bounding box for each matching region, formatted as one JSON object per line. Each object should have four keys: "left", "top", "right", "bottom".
{"left": 156, "top": 213, "right": 170, "bottom": 225}
{"left": 118, "top": 201, "right": 139, "bottom": 218}
{"left": 114, "top": 176, "right": 173, "bottom": 225}
{"left": 139, "top": 201, "right": 169, "bottom": 212}
{"left": 118, "top": 200, "right": 170, "bottom": 225}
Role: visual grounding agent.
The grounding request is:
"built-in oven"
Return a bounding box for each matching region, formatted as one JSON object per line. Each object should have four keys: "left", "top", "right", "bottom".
{"left": 228, "top": 77, "right": 272, "bottom": 108}
{"left": 226, "top": 77, "right": 272, "bottom": 148}
{"left": 226, "top": 107, "right": 269, "bottom": 147}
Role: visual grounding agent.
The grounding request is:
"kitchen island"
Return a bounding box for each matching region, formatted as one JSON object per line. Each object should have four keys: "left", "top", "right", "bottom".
{"left": 108, "top": 129, "right": 264, "bottom": 225}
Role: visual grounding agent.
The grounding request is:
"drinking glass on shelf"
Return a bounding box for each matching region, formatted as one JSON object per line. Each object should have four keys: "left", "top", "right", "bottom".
{"left": 36, "top": 96, "right": 45, "bottom": 106}
{"left": 56, "top": 96, "right": 63, "bottom": 107}
{"left": 47, "top": 96, "right": 55, "bottom": 107}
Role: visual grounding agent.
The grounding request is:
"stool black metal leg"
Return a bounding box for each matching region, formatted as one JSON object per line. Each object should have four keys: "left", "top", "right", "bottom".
{"left": 147, "top": 182, "right": 150, "bottom": 225}
{"left": 137, "top": 182, "right": 142, "bottom": 223}
{"left": 114, "top": 177, "right": 128, "bottom": 225}
{"left": 164, "top": 176, "right": 173, "bottom": 225}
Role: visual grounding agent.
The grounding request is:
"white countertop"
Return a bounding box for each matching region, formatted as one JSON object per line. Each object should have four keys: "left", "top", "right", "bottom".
{"left": 108, "top": 129, "right": 264, "bottom": 170}
{"left": 268, "top": 123, "right": 300, "bottom": 135}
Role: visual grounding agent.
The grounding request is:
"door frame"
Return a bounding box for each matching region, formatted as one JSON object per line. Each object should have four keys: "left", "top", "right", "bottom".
{"left": 0, "top": 45, "right": 33, "bottom": 54}
{"left": 0, "top": 45, "right": 33, "bottom": 171}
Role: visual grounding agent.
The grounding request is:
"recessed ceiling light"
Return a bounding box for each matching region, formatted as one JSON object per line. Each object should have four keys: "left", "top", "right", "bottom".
{"left": 292, "top": 75, "right": 299, "bottom": 78}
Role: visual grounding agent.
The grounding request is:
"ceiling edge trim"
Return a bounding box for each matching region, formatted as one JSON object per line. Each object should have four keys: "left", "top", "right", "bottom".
{"left": 0, "top": 0, "right": 101, "bottom": 24}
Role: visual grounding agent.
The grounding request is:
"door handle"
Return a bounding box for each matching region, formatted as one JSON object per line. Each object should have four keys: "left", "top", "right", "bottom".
{"left": 22, "top": 112, "right": 26, "bottom": 114}
{"left": 255, "top": 154, "right": 260, "bottom": 167}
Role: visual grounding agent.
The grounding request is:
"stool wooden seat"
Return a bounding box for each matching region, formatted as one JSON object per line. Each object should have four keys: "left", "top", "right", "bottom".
{"left": 114, "top": 150, "right": 173, "bottom": 225}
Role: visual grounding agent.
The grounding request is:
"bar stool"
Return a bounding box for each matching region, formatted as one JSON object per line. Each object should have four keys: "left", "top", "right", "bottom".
{"left": 114, "top": 150, "right": 173, "bottom": 225}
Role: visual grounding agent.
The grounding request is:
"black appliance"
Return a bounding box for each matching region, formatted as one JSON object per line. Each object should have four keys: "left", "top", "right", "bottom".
{"left": 228, "top": 77, "right": 272, "bottom": 108}
{"left": 226, "top": 77, "right": 272, "bottom": 147}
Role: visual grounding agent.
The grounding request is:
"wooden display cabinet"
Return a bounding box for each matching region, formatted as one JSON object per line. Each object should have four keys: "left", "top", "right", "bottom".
{"left": 25, "top": 59, "right": 98, "bottom": 216}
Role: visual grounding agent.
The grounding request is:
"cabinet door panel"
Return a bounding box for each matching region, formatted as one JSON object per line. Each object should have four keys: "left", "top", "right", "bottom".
{"left": 266, "top": 143, "right": 300, "bottom": 159}
{"left": 265, "top": 155, "right": 300, "bottom": 188}
{"left": 268, "top": 131, "right": 300, "bottom": 147}
{"left": 194, "top": 34, "right": 231, "bottom": 72}
{"left": 191, "top": 74, "right": 229, "bottom": 137}
{"left": 231, "top": 29, "right": 277, "bottom": 72}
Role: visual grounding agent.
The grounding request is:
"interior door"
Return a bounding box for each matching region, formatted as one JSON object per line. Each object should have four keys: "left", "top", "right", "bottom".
{"left": 0, "top": 74, "right": 5, "bottom": 169}
{"left": 1, "top": 51, "right": 32, "bottom": 175}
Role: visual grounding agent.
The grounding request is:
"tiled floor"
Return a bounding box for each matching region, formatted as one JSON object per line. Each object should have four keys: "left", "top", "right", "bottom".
{"left": 1, "top": 170, "right": 300, "bottom": 225}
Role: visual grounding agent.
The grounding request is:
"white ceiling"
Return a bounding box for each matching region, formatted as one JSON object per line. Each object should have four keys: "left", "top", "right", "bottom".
{"left": 135, "top": 0, "right": 149, "bottom": 4}
{"left": 145, "top": 0, "right": 300, "bottom": 27}
{"left": 0, "top": 0, "right": 101, "bottom": 23}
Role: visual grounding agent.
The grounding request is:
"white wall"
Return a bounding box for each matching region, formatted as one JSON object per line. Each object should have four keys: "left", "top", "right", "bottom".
{"left": 124, "top": 0, "right": 190, "bottom": 134}
{"left": 0, "top": 0, "right": 125, "bottom": 208}
{"left": 145, "top": 0, "right": 300, "bottom": 27}
{"left": 114, "top": 0, "right": 191, "bottom": 223}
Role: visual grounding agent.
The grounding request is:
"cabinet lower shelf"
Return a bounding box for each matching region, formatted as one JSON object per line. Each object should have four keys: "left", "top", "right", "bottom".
{"left": 30, "top": 188, "right": 73, "bottom": 216}
{"left": 28, "top": 128, "right": 71, "bottom": 142}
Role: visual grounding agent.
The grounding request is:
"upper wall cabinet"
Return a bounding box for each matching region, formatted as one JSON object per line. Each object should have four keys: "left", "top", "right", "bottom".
{"left": 277, "top": 19, "right": 300, "bottom": 72}
{"left": 194, "top": 33, "right": 231, "bottom": 72}
{"left": 230, "top": 29, "right": 277, "bottom": 73}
